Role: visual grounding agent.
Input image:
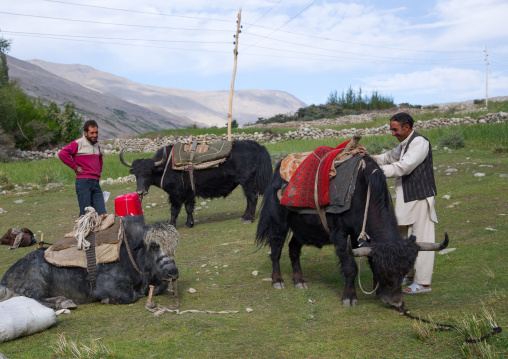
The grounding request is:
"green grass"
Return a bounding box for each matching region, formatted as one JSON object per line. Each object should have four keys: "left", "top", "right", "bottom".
{"left": 0, "top": 139, "right": 506, "bottom": 357}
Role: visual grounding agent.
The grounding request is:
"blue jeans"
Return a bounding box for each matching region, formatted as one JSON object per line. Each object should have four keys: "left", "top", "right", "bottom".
{"left": 75, "top": 178, "right": 107, "bottom": 216}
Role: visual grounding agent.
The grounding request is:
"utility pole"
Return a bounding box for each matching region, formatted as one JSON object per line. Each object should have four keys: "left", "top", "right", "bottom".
{"left": 485, "top": 45, "right": 488, "bottom": 108}
{"left": 227, "top": 8, "right": 241, "bottom": 141}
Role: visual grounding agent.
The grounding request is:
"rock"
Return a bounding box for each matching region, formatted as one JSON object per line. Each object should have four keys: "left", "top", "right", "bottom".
{"left": 485, "top": 227, "right": 497, "bottom": 231}
{"left": 188, "top": 288, "right": 197, "bottom": 293}
{"left": 14, "top": 200, "right": 24, "bottom": 204}
{"left": 445, "top": 168, "right": 458, "bottom": 173}
{"left": 246, "top": 308, "right": 254, "bottom": 313}
{"left": 442, "top": 195, "right": 451, "bottom": 200}
{"left": 500, "top": 174, "right": 508, "bottom": 178}
{"left": 252, "top": 270, "right": 259, "bottom": 276}
{"left": 474, "top": 173, "right": 486, "bottom": 177}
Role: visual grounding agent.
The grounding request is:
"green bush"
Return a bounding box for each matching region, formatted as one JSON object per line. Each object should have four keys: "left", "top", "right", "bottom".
{"left": 437, "top": 131, "right": 466, "bottom": 149}
{"left": 0, "top": 170, "right": 14, "bottom": 190}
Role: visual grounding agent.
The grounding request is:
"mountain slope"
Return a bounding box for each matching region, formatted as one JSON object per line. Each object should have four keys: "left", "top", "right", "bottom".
{"left": 28, "top": 60, "right": 307, "bottom": 127}
{"left": 7, "top": 55, "right": 192, "bottom": 139}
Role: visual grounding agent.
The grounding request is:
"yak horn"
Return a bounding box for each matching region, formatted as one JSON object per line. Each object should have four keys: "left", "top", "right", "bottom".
{"left": 153, "top": 146, "right": 168, "bottom": 167}
{"left": 417, "top": 232, "right": 449, "bottom": 251}
{"left": 119, "top": 148, "right": 133, "bottom": 168}
{"left": 347, "top": 235, "right": 372, "bottom": 257}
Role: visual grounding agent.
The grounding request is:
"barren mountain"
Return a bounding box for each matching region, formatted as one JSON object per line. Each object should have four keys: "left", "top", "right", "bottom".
{"left": 27, "top": 59, "right": 307, "bottom": 128}
{"left": 6, "top": 55, "right": 191, "bottom": 139}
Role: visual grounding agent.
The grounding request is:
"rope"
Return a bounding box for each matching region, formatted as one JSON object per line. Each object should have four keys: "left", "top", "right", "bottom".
{"left": 357, "top": 257, "right": 379, "bottom": 295}
{"left": 75, "top": 207, "right": 101, "bottom": 250}
{"left": 397, "top": 304, "right": 503, "bottom": 342}
{"left": 146, "top": 279, "right": 239, "bottom": 316}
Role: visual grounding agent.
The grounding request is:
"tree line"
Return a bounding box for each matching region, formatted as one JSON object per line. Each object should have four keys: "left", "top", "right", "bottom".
{"left": 0, "top": 39, "right": 83, "bottom": 159}
{"left": 255, "top": 87, "right": 395, "bottom": 125}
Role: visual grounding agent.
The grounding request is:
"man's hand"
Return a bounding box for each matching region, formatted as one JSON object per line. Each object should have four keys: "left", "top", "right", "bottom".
{"left": 75, "top": 166, "right": 83, "bottom": 174}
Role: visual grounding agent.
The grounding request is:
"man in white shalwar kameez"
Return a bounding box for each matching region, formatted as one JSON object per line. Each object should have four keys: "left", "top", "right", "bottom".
{"left": 373, "top": 113, "right": 437, "bottom": 294}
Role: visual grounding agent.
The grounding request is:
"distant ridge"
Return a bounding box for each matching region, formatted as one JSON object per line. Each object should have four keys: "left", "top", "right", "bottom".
{"left": 6, "top": 55, "right": 191, "bottom": 139}
{"left": 9, "top": 57, "right": 307, "bottom": 133}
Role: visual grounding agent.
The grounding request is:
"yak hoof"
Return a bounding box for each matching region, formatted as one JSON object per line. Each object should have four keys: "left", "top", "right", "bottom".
{"left": 294, "top": 282, "right": 308, "bottom": 289}
{"left": 272, "top": 282, "right": 285, "bottom": 290}
{"left": 342, "top": 298, "right": 358, "bottom": 307}
{"left": 60, "top": 299, "right": 77, "bottom": 309}
{"left": 185, "top": 223, "right": 194, "bottom": 228}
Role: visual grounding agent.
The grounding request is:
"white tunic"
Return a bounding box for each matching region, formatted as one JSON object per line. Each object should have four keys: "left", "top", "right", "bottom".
{"left": 373, "top": 131, "right": 437, "bottom": 225}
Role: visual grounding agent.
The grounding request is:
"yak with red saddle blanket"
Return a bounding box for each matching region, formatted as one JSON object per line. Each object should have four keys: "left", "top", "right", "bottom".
{"left": 256, "top": 139, "right": 449, "bottom": 308}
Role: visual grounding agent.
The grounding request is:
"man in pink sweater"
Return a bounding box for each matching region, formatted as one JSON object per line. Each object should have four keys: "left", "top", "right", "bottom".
{"left": 58, "top": 120, "right": 107, "bottom": 217}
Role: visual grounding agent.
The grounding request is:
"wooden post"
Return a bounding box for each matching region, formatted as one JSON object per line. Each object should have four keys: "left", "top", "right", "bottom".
{"left": 227, "top": 8, "right": 242, "bottom": 141}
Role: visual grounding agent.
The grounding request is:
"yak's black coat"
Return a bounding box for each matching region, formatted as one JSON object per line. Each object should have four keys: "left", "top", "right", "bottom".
{"left": 0, "top": 216, "right": 178, "bottom": 309}
{"left": 127, "top": 140, "right": 272, "bottom": 227}
{"left": 256, "top": 156, "right": 420, "bottom": 307}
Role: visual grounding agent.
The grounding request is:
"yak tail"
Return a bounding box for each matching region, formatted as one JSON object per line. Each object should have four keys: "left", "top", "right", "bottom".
{"left": 255, "top": 145, "right": 273, "bottom": 196}
{"left": 255, "top": 161, "right": 290, "bottom": 247}
{"left": 0, "top": 285, "right": 20, "bottom": 302}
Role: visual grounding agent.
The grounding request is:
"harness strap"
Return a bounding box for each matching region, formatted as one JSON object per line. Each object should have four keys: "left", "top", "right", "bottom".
{"left": 160, "top": 147, "right": 172, "bottom": 188}
{"left": 188, "top": 139, "right": 198, "bottom": 194}
{"left": 314, "top": 151, "right": 331, "bottom": 234}
{"left": 121, "top": 220, "right": 146, "bottom": 278}
{"left": 85, "top": 231, "right": 97, "bottom": 289}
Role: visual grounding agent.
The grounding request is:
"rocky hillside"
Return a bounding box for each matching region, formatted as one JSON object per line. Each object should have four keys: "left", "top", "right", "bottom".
{"left": 21, "top": 58, "right": 307, "bottom": 129}
{"left": 6, "top": 55, "right": 191, "bottom": 139}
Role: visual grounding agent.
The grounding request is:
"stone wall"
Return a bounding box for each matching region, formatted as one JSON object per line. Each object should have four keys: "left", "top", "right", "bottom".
{"left": 7, "top": 111, "right": 508, "bottom": 160}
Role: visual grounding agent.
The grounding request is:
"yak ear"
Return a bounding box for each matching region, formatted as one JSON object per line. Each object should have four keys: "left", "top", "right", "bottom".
{"left": 407, "top": 235, "right": 417, "bottom": 243}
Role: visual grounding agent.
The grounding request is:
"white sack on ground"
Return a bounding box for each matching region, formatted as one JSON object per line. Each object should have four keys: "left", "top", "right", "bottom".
{"left": 0, "top": 297, "right": 56, "bottom": 343}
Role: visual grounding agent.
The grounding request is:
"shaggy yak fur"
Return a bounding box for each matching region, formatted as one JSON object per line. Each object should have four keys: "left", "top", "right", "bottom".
{"left": 122, "top": 140, "right": 272, "bottom": 227}
{"left": 256, "top": 156, "right": 427, "bottom": 308}
{"left": 0, "top": 216, "right": 179, "bottom": 309}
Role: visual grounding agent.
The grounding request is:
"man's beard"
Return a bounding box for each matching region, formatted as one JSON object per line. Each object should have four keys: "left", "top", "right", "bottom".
{"left": 86, "top": 135, "right": 98, "bottom": 144}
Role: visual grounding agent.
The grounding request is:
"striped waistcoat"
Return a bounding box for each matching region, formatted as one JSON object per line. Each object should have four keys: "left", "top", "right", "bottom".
{"left": 401, "top": 132, "right": 437, "bottom": 202}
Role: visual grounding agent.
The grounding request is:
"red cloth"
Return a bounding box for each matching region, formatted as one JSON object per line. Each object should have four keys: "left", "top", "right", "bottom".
{"left": 281, "top": 140, "right": 350, "bottom": 208}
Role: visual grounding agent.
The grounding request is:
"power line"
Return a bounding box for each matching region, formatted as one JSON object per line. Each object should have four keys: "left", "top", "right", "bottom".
{"left": 43, "top": 0, "right": 235, "bottom": 23}
{"left": 243, "top": 0, "right": 320, "bottom": 52}
{"left": 246, "top": 0, "right": 282, "bottom": 28}
{"left": 1, "top": 31, "right": 230, "bottom": 45}
{"left": 0, "top": 11, "right": 232, "bottom": 32}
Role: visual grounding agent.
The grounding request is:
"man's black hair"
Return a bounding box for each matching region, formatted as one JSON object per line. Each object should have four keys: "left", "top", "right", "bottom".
{"left": 390, "top": 112, "right": 414, "bottom": 129}
{"left": 84, "top": 120, "right": 98, "bottom": 132}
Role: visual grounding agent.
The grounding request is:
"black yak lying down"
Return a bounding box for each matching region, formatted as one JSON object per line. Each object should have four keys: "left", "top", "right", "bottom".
{"left": 256, "top": 156, "right": 448, "bottom": 308}
{"left": 0, "top": 216, "right": 179, "bottom": 309}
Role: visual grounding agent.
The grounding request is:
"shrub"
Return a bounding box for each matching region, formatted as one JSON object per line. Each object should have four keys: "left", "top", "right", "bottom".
{"left": 0, "top": 170, "right": 14, "bottom": 190}
{"left": 438, "top": 131, "right": 466, "bottom": 149}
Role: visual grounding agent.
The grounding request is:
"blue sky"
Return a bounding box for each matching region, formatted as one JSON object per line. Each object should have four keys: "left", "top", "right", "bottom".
{"left": 1, "top": 0, "right": 508, "bottom": 107}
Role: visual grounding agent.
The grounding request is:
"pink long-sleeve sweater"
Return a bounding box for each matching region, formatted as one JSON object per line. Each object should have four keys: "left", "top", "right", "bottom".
{"left": 58, "top": 136, "right": 103, "bottom": 180}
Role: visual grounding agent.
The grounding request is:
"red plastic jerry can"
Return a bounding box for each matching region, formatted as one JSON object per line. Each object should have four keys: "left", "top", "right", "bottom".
{"left": 115, "top": 193, "right": 143, "bottom": 217}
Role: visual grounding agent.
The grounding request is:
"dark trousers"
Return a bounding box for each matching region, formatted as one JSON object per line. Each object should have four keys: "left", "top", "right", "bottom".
{"left": 75, "top": 178, "right": 107, "bottom": 216}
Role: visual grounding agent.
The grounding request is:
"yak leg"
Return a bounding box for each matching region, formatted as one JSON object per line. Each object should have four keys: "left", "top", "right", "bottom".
{"left": 269, "top": 236, "right": 286, "bottom": 289}
{"left": 241, "top": 181, "right": 257, "bottom": 223}
{"left": 289, "top": 235, "right": 308, "bottom": 289}
{"left": 168, "top": 194, "right": 183, "bottom": 227}
{"left": 335, "top": 234, "right": 358, "bottom": 307}
{"left": 184, "top": 199, "right": 195, "bottom": 228}
{"left": 41, "top": 296, "right": 77, "bottom": 309}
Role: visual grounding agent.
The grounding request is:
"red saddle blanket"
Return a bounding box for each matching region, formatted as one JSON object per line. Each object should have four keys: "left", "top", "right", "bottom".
{"left": 280, "top": 140, "right": 351, "bottom": 208}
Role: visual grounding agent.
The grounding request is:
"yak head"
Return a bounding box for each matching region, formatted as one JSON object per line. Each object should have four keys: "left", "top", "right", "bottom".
{"left": 348, "top": 233, "right": 449, "bottom": 308}
{"left": 120, "top": 147, "right": 167, "bottom": 201}
{"left": 143, "top": 221, "right": 180, "bottom": 282}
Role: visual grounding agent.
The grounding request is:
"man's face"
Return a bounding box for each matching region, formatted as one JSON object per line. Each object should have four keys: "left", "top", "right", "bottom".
{"left": 390, "top": 120, "right": 412, "bottom": 142}
{"left": 84, "top": 126, "right": 99, "bottom": 144}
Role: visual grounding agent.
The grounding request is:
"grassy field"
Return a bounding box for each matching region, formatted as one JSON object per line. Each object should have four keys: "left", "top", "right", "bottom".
{"left": 0, "top": 126, "right": 507, "bottom": 358}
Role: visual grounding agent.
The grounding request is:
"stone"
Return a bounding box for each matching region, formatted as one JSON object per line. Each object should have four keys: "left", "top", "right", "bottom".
{"left": 474, "top": 173, "right": 486, "bottom": 177}
{"left": 188, "top": 288, "right": 197, "bottom": 293}
{"left": 252, "top": 270, "right": 259, "bottom": 276}
{"left": 442, "top": 195, "right": 451, "bottom": 200}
